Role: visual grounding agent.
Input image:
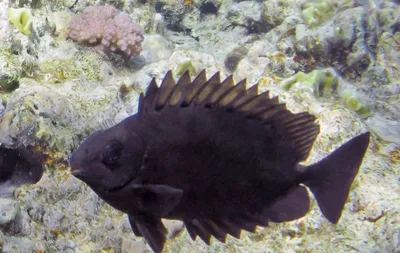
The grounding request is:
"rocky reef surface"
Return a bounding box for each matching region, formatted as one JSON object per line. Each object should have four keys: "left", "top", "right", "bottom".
{"left": 0, "top": 0, "right": 399, "bottom": 252}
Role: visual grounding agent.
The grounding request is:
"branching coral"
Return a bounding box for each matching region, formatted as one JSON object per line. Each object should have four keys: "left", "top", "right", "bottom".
{"left": 68, "top": 5, "right": 144, "bottom": 60}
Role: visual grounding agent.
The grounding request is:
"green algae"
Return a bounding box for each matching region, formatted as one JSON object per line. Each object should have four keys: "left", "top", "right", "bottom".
{"left": 7, "top": 8, "right": 33, "bottom": 37}
{"left": 175, "top": 59, "right": 196, "bottom": 77}
{"left": 341, "top": 88, "right": 373, "bottom": 118}
{"left": 281, "top": 69, "right": 337, "bottom": 97}
{"left": 302, "top": 1, "right": 336, "bottom": 28}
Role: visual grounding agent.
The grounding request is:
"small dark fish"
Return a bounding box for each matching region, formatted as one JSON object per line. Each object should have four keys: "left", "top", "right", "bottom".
{"left": 0, "top": 145, "right": 44, "bottom": 194}
{"left": 69, "top": 70, "right": 370, "bottom": 253}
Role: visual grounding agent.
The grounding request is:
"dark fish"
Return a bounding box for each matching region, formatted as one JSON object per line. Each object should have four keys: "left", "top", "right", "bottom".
{"left": 69, "top": 70, "right": 370, "bottom": 253}
{"left": 0, "top": 145, "right": 44, "bottom": 194}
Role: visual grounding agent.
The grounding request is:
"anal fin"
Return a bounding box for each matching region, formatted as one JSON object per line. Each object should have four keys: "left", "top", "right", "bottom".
{"left": 184, "top": 212, "right": 270, "bottom": 245}
{"left": 182, "top": 187, "right": 310, "bottom": 247}
{"left": 214, "top": 218, "right": 241, "bottom": 239}
{"left": 184, "top": 218, "right": 228, "bottom": 245}
{"left": 262, "top": 186, "right": 310, "bottom": 222}
{"left": 188, "top": 219, "right": 212, "bottom": 245}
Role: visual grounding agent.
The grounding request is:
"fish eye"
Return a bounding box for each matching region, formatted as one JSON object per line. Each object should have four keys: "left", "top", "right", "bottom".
{"left": 101, "top": 141, "right": 124, "bottom": 168}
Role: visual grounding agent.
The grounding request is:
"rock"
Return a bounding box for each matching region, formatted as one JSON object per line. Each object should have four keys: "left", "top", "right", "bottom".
{"left": 0, "top": 51, "right": 22, "bottom": 93}
{"left": 2, "top": 236, "right": 35, "bottom": 253}
{"left": 0, "top": 198, "right": 18, "bottom": 225}
{"left": 262, "top": 0, "right": 302, "bottom": 26}
{"left": 166, "top": 50, "right": 222, "bottom": 79}
{"left": 0, "top": 3, "right": 12, "bottom": 49}
{"left": 365, "top": 116, "right": 400, "bottom": 144}
{"left": 139, "top": 34, "right": 174, "bottom": 65}
{"left": 163, "top": 220, "right": 184, "bottom": 239}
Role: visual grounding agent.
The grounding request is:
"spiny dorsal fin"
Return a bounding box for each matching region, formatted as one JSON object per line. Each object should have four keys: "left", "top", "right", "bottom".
{"left": 140, "top": 69, "right": 319, "bottom": 162}
{"left": 167, "top": 70, "right": 191, "bottom": 106}
{"left": 138, "top": 93, "right": 145, "bottom": 113}
{"left": 216, "top": 78, "right": 247, "bottom": 107}
{"left": 182, "top": 69, "right": 207, "bottom": 106}
{"left": 140, "top": 78, "right": 159, "bottom": 114}
{"left": 154, "top": 70, "right": 176, "bottom": 110}
{"left": 194, "top": 72, "right": 221, "bottom": 105}
{"left": 229, "top": 83, "right": 259, "bottom": 109}
{"left": 205, "top": 74, "right": 235, "bottom": 105}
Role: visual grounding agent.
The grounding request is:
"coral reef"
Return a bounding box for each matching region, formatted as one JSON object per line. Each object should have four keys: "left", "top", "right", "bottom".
{"left": 68, "top": 5, "right": 144, "bottom": 60}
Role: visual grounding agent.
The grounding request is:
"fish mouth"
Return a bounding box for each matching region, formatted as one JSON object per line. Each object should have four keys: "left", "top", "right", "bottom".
{"left": 70, "top": 169, "right": 83, "bottom": 178}
{"left": 108, "top": 176, "right": 136, "bottom": 193}
{"left": 70, "top": 168, "right": 136, "bottom": 193}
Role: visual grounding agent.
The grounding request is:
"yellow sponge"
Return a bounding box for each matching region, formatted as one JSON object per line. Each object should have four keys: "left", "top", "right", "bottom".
{"left": 7, "top": 7, "right": 33, "bottom": 36}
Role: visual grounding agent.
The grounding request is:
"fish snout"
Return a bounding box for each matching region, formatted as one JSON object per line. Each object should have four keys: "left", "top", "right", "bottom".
{"left": 70, "top": 168, "right": 84, "bottom": 179}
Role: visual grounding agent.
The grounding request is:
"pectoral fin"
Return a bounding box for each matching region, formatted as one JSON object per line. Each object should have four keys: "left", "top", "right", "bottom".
{"left": 129, "top": 215, "right": 168, "bottom": 253}
{"left": 132, "top": 184, "right": 183, "bottom": 217}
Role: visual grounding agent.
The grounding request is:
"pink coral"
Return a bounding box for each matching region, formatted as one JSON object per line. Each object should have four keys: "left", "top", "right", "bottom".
{"left": 68, "top": 5, "right": 144, "bottom": 60}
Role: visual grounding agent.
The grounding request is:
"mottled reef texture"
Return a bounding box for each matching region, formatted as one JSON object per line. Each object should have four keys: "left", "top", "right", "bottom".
{"left": 0, "top": 0, "right": 399, "bottom": 252}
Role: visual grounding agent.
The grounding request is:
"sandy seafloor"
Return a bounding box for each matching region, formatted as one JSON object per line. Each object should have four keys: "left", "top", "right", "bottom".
{"left": 0, "top": 0, "right": 400, "bottom": 252}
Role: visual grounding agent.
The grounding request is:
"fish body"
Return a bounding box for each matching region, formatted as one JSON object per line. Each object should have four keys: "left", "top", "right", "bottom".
{"left": 0, "top": 145, "right": 44, "bottom": 195}
{"left": 70, "top": 70, "right": 370, "bottom": 253}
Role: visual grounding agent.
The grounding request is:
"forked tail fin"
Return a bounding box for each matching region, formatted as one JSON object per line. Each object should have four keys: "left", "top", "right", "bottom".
{"left": 302, "top": 132, "right": 370, "bottom": 224}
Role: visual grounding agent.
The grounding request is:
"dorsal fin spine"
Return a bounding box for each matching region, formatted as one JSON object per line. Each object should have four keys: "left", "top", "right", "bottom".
{"left": 205, "top": 75, "right": 235, "bottom": 105}
{"left": 166, "top": 70, "right": 192, "bottom": 107}
{"left": 141, "top": 78, "right": 159, "bottom": 113}
{"left": 153, "top": 71, "right": 176, "bottom": 110}
{"left": 236, "top": 91, "right": 270, "bottom": 113}
{"left": 193, "top": 72, "right": 221, "bottom": 105}
{"left": 214, "top": 78, "right": 246, "bottom": 107}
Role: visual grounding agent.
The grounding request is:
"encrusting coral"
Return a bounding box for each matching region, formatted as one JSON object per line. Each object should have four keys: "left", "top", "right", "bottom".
{"left": 301, "top": 1, "right": 336, "bottom": 28}
{"left": 340, "top": 88, "right": 373, "bottom": 118}
{"left": 280, "top": 69, "right": 337, "bottom": 97}
{"left": 68, "top": 5, "right": 144, "bottom": 60}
